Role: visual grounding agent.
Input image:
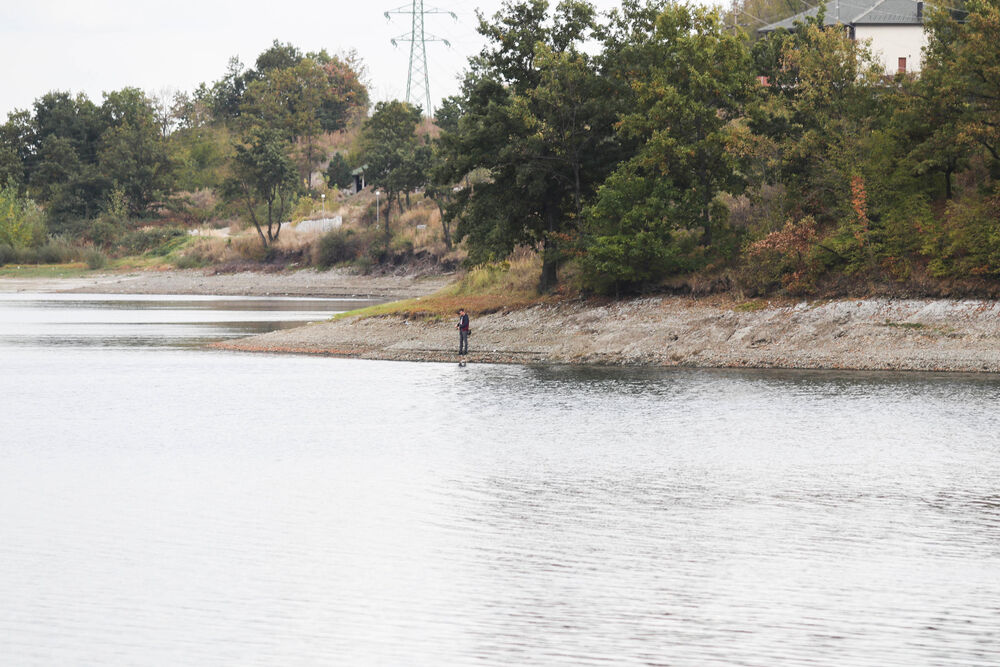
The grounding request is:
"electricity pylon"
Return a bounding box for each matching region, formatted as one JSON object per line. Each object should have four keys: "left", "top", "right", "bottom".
{"left": 385, "top": 1, "right": 456, "bottom": 117}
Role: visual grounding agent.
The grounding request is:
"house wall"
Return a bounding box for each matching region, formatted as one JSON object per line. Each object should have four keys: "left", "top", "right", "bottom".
{"left": 854, "top": 25, "right": 928, "bottom": 73}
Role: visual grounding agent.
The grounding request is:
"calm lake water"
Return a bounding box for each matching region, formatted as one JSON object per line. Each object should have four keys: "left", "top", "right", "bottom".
{"left": 2, "top": 293, "right": 999, "bottom": 666}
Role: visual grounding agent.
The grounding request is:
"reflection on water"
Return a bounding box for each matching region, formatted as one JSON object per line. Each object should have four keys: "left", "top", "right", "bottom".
{"left": 1, "top": 295, "right": 1000, "bottom": 666}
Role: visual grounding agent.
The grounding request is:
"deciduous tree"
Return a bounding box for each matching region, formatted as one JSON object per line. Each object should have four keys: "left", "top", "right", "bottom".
{"left": 223, "top": 128, "right": 299, "bottom": 247}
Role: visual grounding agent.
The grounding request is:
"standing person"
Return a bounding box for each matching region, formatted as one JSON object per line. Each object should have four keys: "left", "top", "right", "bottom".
{"left": 456, "top": 308, "right": 470, "bottom": 355}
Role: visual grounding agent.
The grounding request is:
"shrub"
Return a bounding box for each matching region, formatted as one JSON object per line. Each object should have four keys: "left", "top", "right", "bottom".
{"left": 174, "top": 253, "right": 205, "bottom": 269}
{"left": 35, "top": 239, "right": 78, "bottom": 264}
{"left": 231, "top": 236, "right": 268, "bottom": 262}
{"left": 739, "top": 216, "right": 825, "bottom": 296}
{"left": 0, "top": 187, "right": 47, "bottom": 249}
{"left": 120, "top": 226, "right": 187, "bottom": 255}
{"left": 313, "top": 229, "right": 362, "bottom": 267}
{"left": 354, "top": 254, "right": 374, "bottom": 274}
{"left": 934, "top": 190, "right": 1000, "bottom": 278}
{"left": 88, "top": 219, "right": 121, "bottom": 249}
{"left": 83, "top": 248, "right": 107, "bottom": 269}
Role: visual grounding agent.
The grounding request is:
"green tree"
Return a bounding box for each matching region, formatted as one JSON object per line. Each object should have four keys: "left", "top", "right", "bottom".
{"left": 361, "top": 100, "right": 425, "bottom": 244}
{"left": 325, "top": 153, "right": 353, "bottom": 189}
{"left": 0, "top": 186, "right": 46, "bottom": 249}
{"left": 209, "top": 57, "right": 249, "bottom": 121}
{"left": 98, "top": 88, "right": 173, "bottom": 215}
{"left": 242, "top": 54, "right": 368, "bottom": 186}
{"left": 223, "top": 128, "right": 300, "bottom": 247}
{"left": 582, "top": 3, "right": 756, "bottom": 293}
{"left": 922, "top": 0, "right": 1000, "bottom": 165}
{"left": 441, "top": 0, "right": 618, "bottom": 290}
{"left": 23, "top": 92, "right": 108, "bottom": 226}
{"left": 756, "top": 22, "right": 885, "bottom": 224}
{"left": 0, "top": 110, "right": 32, "bottom": 187}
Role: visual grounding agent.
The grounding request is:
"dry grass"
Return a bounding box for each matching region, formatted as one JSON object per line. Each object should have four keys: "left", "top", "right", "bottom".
{"left": 391, "top": 204, "right": 447, "bottom": 254}
{"left": 333, "top": 249, "right": 563, "bottom": 321}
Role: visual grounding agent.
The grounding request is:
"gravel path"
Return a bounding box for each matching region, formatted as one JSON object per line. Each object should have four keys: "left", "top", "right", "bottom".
{"left": 217, "top": 296, "right": 1000, "bottom": 373}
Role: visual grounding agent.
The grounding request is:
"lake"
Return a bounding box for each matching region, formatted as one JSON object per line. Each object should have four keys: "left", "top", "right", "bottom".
{"left": 2, "top": 293, "right": 999, "bottom": 666}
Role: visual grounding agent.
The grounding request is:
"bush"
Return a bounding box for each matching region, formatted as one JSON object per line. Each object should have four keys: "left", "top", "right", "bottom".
{"left": 313, "top": 229, "right": 362, "bottom": 267}
{"left": 83, "top": 248, "right": 108, "bottom": 270}
{"left": 120, "top": 226, "right": 187, "bottom": 255}
{"left": 738, "top": 216, "right": 825, "bottom": 296}
{"left": 88, "top": 219, "right": 121, "bottom": 249}
{"left": 932, "top": 190, "right": 1000, "bottom": 278}
{"left": 174, "top": 253, "right": 205, "bottom": 269}
{"left": 0, "top": 186, "right": 47, "bottom": 249}
{"left": 231, "top": 236, "right": 268, "bottom": 262}
{"left": 35, "top": 239, "right": 78, "bottom": 264}
{"left": 0, "top": 243, "right": 15, "bottom": 265}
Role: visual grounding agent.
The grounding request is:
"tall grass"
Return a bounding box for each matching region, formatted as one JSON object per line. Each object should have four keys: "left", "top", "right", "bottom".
{"left": 0, "top": 238, "right": 82, "bottom": 266}
{"left": 333, "top": 249, "right": 551, "bottom": 321}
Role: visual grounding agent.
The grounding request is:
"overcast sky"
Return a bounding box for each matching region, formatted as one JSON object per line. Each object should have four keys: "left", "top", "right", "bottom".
{"left": 0, "top": 0, "right": 647, "bottom": 119}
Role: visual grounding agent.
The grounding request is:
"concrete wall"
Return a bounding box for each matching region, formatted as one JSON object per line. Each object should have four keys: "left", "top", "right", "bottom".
{"left": 855, "top": 24, "right": 928, "bottom": 73}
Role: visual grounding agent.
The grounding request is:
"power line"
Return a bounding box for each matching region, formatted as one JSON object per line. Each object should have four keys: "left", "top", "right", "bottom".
{"left": 385, "top": 1, "right": 457, "bottom": 117}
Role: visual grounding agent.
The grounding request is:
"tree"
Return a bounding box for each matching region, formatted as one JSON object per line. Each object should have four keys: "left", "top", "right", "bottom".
{"left": 0, "top": 186, "right": 46, "bottom": 249}
{"left": 0, "top": 110, "right": 32, "bottom": 188}
{"left": 223, "top": 128, "right": 300, "bottom": 247}
{"left": 325, "top": 153, "right": 353, "bottom": 189}
{"left": 581, "top": 3, "right": 756, "bottom": 292}
{"left": 22, "top": 92, "right": 108, "bottom": 225}
{"left": 209, "top": 57, "right": 249, "bottom": 121}
{"left": 440, "top": 0, "right": 619, "bottom": 290}
{"left": 98, "top": 88, "right": 173, "bottom": 215}
{"left": 242, "top": 54, "right": 368, "bottom": 186}
{"left": 756, "top": 22, "right": 885, "bottom": 224}
{"left": 361, "top": 100, "right": 424, "bottom": 244}
{"left": 922, "top": 0, "right": 1000, "bottom": 165}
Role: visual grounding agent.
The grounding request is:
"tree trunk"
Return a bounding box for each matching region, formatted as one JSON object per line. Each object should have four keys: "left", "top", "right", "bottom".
{"left": 436, "top": 201, "right": 452, "bottom": 249}
{"left": 539, "top": 240, "right": 558, "bottom": 293}
{"left": 241, "top": 183, "right": 268, "bottom": 247}
{"left": 384, "top": 193, "right": 393, "bottom": 246}
{"left": 266, "top": 199, "right": 274, "bottom": 242}
{"left": 945, "top": 166, "right": 954, "bottom": 200}
{"left": 538, "top": 204, "right": 558, "bottom": 293}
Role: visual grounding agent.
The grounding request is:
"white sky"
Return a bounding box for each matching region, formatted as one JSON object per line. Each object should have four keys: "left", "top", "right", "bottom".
{"left": 0, "top": 0, "right": 656, "bottom": 120}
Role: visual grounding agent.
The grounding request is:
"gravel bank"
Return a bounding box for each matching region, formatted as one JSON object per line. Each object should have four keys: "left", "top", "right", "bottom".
{"left": 216, "top": 296, "right": 1000, "bottom": 373}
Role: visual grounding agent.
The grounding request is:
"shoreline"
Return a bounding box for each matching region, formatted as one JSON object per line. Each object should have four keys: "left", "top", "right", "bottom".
{"left": 5, "top": 270, "right": 1000, "bottom": 373}
{"left": 0, "top": 268, "right": 452, "bottom": 300}
{"left": 216, "top": 295, "right": 1000, "bottom": 374}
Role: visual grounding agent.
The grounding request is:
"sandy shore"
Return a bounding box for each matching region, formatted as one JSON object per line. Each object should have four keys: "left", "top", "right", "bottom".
{"left": 216, "top": 296, "right": 1000, "bottom": 373}
{"left": 0, "top": 268, "right": 452, "bottom": 299}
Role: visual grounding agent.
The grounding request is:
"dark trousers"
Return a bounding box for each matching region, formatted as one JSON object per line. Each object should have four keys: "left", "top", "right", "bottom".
{"left": 459, "top": 329, "right": 469, "bottom": 355}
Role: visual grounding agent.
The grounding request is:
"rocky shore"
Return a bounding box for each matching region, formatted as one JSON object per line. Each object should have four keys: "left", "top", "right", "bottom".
{"left": 6, "top": 269, "right": 998, "bottom": 372}
{"left": 216, "top": 296, "right": 1000, "bottom": 373}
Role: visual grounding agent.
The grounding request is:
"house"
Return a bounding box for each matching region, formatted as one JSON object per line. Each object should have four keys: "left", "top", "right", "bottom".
{"left": 759, "top": 0, "right": 928, "bottom": 74}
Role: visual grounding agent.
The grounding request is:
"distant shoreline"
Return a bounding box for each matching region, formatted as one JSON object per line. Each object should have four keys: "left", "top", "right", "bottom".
{"left": 0, "top": 268, "right": 452, "bottom": 301}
